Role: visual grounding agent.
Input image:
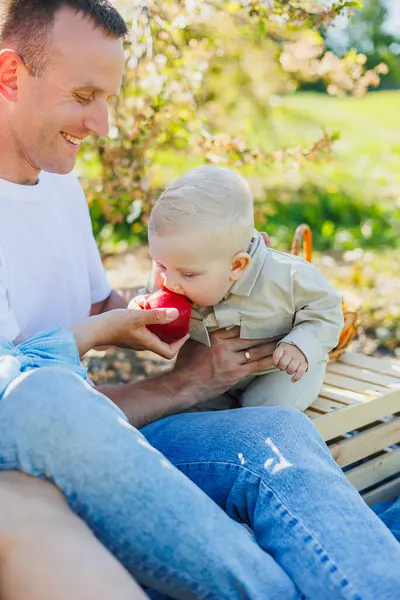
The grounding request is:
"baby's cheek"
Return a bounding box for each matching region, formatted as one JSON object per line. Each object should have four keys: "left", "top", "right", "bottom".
{"left": 196, "top": 290, "right": 215, "bottom": 306}
{"left": 153, "top": 270, "right": 164, "bottom": 289}
{"left": 184, "top": 284, "right": 203, "bottom": 304}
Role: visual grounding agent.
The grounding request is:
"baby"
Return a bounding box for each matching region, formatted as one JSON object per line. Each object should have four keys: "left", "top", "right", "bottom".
{"left": 146, "top": 165, "right": 344, "bottom": 412}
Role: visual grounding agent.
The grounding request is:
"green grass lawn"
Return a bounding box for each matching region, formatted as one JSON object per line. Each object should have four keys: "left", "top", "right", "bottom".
{"left": 152, "top": 90, "right": 400, "bottom": 204}
{"left": 258, "top": 91, "right": 400, "bottom": 157}
{"left": 255, "top": 91, "right": 400, "bottom": 202}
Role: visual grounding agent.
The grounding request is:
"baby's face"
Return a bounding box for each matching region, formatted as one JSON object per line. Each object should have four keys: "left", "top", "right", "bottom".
{"left": 149, "top": 232, "right": 235, "bottom": 308}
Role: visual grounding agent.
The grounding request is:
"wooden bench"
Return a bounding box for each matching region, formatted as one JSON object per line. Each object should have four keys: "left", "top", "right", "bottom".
{"left": 307, "top": 352, "right": 400, "bottom": 505}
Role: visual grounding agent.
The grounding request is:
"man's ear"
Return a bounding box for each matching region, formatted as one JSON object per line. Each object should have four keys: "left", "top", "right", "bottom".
{"left": 0, "top": 49, "right": 24, "bottom": 102}
{"left": 229, "top": 252, "right": 251, "bottom": 282}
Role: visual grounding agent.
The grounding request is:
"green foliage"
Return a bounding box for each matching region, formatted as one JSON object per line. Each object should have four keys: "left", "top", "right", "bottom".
{"left": 251, "top": 90, "right": 400, "bottom": 251}
{"left": 327, "top": 0, "right": 400, "bottom": 88}
{"left": 256, "top": 183, "right": 400, "bottom": 251}
{"left": 79, "top": 0, "right": 384, "bottom": 253}
{"left": 118, "top": 90, "right": 400, "bottom": 253}
{"left": 318, "top": 248, "right": 400, "bottom": 354}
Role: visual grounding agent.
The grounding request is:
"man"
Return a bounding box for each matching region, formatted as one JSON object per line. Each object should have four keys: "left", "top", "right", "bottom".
{"left": 0, "top": 1, "right": 399, "bottom": 599}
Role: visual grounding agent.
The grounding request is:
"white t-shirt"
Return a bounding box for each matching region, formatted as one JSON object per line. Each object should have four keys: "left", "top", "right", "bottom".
{"left": 0, "top": 171, "right": 111, "bottom": 341}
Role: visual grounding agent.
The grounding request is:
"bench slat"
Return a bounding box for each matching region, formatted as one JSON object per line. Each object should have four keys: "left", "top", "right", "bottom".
{"left": 324, "top": 372, "right": 387, "bottom": 396}
{"left": 346, "top": 448, "right": 400, "bottom": 492}
{"left": 318, "top": 384, "right": 365, "bottom": 405}
{"left": 311, "top": 388, "right": 400, "bottom": 441}
{"left": 340, "top": 352, "right": 400, "bottom": 379}
{"left": 327, "top": 362, "right": 400, "bottom": 388}
{"left": 305, "top": 408, "right": 321, "bottom": 419}
{"left": 311, "top": 397, "right": 348, "bottom": 414}
{"left": 329, "top": 417, "right": 400, "bottom": 467}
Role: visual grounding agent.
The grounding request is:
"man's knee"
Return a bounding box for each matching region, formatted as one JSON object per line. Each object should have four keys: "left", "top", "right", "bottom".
{"left": 4, "top": 367, "right": 91, "bottom": 411}
{"left": 239, "top": 405, "right": 315, "bottom": 435}
{"left": 4, "top": 367, "right": 90, "bottom": 424}
{"left": 224, "top": 406, "right": 324, "bottom": 458}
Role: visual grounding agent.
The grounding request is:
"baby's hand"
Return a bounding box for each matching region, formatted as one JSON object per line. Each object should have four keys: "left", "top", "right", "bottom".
{"left": 128, "top": 294, "right": 149, "bottom": 310}
{"left": 272, "top": 342, "right": 308, "bottom": 383}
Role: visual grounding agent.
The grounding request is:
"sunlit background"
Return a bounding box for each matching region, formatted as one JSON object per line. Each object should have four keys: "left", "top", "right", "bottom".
{"left": 78, "top": 1, "right": 400, "bottom": 357}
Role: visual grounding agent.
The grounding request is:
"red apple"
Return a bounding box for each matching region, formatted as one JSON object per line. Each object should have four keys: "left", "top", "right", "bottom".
{"left": 143, "top": 288, "right": 192, "bottom": 343}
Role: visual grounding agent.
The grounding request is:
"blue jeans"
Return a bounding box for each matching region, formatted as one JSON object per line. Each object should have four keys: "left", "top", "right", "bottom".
{"left": 373, "top": 500, "right": 400, "bottom": 542}
{"left": 0, "top": 367, "right": 399, "bottom": 599}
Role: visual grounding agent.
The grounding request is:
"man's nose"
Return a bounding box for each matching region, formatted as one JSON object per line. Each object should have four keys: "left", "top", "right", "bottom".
{"left": 83, "top": 100, "right": 110, "bottom": 137}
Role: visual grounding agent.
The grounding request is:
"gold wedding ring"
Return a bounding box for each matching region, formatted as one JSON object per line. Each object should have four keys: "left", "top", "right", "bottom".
{"left": 244, "top": 351, "right": 252, "bottom": 363}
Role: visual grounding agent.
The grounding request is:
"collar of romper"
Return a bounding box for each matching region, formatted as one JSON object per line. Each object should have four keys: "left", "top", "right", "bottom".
{"left": 225, "top": 230, "right": 268, "bottom": 299}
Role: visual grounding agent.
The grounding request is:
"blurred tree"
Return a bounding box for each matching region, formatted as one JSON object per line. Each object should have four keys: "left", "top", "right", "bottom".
{"left": 349, "top": 0, "right": 400, "bottom": 87}
{"left": 348, "top": 0, "right": 391, "bottom": 54}
{"left": 327, "top": 0, "right": 400, "bottom": 87}
{"left": 79, "top": 0, "right": 383, "bottom": 252}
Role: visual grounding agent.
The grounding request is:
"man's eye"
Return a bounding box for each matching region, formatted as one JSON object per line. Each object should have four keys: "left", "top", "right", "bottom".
{"left": 182, "top": 273, "right": 196, "bottom": 279}
{"left": 74, "top": 94, "right": 92, "bottom": 104}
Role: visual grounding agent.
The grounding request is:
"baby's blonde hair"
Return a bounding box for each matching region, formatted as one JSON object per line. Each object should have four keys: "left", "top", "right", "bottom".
{"left": 149, "top": 165, "right": 255, "bottom": 253}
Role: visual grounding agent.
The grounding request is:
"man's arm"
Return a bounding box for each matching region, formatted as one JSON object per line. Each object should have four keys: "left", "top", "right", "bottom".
{"left": 90, "top": 290, "right": 128, "bottom": 315}
{"left": 97, "top": 329, "right": 278, "bottom": 429}
{"left": 97, "top": 368, "right": 201, "bottom": 428}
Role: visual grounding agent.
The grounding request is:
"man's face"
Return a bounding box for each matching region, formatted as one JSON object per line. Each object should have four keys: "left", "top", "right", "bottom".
{"left": 9, "top": 7, "right": 125, "bottom": 177}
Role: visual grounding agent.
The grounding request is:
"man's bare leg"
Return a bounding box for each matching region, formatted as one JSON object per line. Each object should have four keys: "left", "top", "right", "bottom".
{"left": 0, "top": 472, "right": 147, "bottom": 600}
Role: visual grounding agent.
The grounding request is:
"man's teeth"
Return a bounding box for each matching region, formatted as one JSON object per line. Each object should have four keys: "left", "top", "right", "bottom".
{"left": 62, "top": 132, "right": 81, "bottom": 145}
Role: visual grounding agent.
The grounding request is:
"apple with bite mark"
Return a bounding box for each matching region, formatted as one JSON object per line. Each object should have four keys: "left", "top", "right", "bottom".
{"left": 143, "top": 288, "right": 192, "bottom": 343}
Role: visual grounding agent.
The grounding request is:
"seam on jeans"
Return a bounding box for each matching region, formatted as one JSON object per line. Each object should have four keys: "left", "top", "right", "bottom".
{"left": 175, "top": 459, "right": 362, "bottom": 600}
{"left": 257, "top": 479, "right": 361, "bottom": 600}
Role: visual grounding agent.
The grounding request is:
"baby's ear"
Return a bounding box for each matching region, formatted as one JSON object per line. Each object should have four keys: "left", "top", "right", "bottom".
{"left": 230, "top": 252, "right": 251, "bottom": 281}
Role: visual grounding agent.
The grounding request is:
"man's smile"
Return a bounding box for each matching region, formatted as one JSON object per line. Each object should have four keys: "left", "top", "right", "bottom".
{"left": 60, "top": 131, "right": 83, "bottom": 147}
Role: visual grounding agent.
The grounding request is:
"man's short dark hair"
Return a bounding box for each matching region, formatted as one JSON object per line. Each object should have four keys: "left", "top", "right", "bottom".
{"left": 0, "top": 0, "right": 128, "bottom": 76}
